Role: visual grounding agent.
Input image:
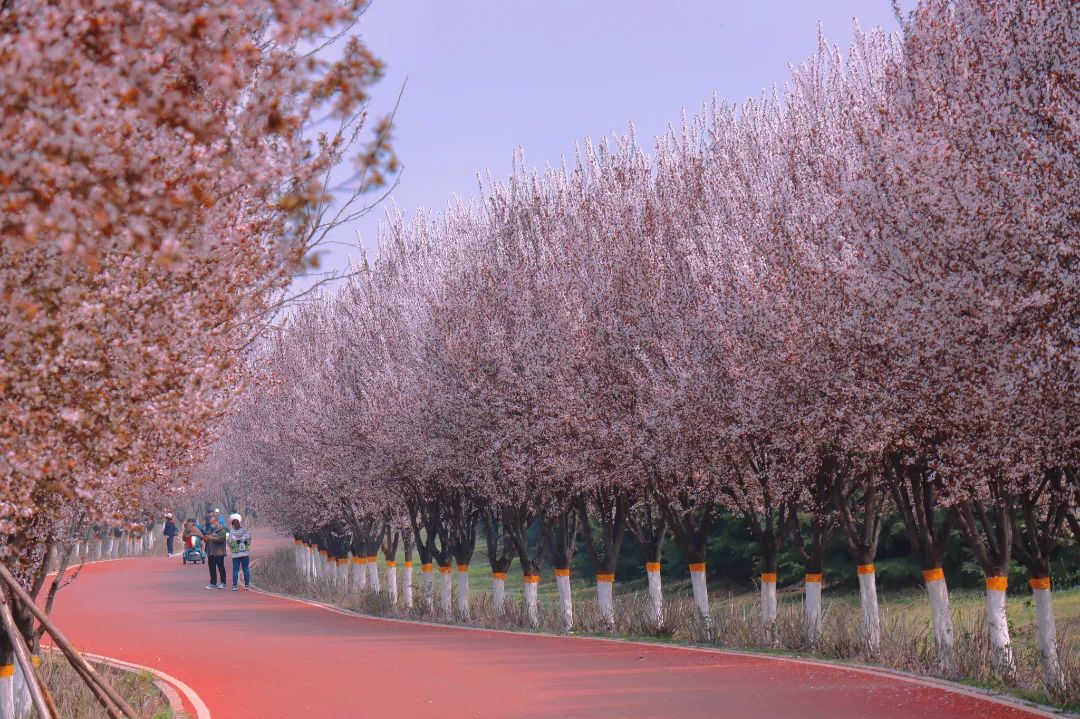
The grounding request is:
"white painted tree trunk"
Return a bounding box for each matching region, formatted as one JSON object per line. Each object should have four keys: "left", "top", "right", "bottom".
{"left": 387, "top": 563, "right": 398, "bottom": 604}
{"left": 555, "top": 570, "right": 573, "bottom": 631}
{"left": 11, "top": 656, "right": 36, "bottom": 719}
{"left": 923, "top": 569, "right": 955, "bottom": 670}
{"left": 523, "top": 576, "right": 539, "bottom": 626}
{"left": 294, "top": 542, "right": 302, "bottom": 573}
{"left": 1030, "top": 578, "right": 1064, "bottom": 693}
{"left": 93, "top": 539, "right": 102, "bottom": 561}
{"left": 646, "top": 563, "right": 663, "bottom": 628}
{"left": 596, "top": 575, "right": 615, "bottom": 628}
{"left": 857, "top": 564, "right": 881, "bottom": 652}
{"left": 689, "top": 564, "right": 710, "bottom": 628}
{"left": 367, "top": 557, "right": 380, "bottom": 592}
{"left": 0, "top": 670, "right": 14, "bottom": 719}
{"left": 804, "top": 574, "right": 823, "bottom": 649}
{"left": 760, "top": 573, "right": 777, "bottom": 643}
{"left": 984, "top": 576, "right": 1014, "bottom": 673}
{"left": 439, "top": 568, "right": 453, "bottom": 619}
{"left": 304, "top": 545, "right": 314, "bottom": 582}
{"left": 421, "top": 564, "right": 434, "bottom": 612}
{"left": 403, "top": 562, "right": 414, "bottom": 608}
{"left": 491, "top": 573, "right": 506, "bottom": 614}
{"left": 456, "top": 566, "right": 470, "bottom": 619}
{"left": 354, "top": 558, "right": 368, "bottom": 591}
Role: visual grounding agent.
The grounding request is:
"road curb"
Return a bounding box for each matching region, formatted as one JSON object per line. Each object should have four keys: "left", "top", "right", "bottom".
{"left": 246, "top": 571, "right": 1073, "bottom": 719}
{"left": 83, "top": 652, "right": 212, "bottom": 719}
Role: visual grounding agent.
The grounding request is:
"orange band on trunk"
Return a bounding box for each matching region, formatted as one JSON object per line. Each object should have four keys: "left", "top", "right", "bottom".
{"left": 32, "top": 656, "right": 40, "bottom": 668}
{"left": 554, "top": 568, "right": 570, "bottom": 577}
{"left": 352, "top": 557, "right": 364, "bottom": 564}
{"left": 596, "top": 573, "right": 615, "bottom": 582}
{"left": 1029, "top": 577, "right": 1051, "bottom": 590}
{"left": 421, "top": 563, "right": 432, "bottom": 572}
{"left": 523, "top": 574, "right": 540, "bottom": 584}
{"left": 366, "top": 556, "right": 378, "bottom": 562}
{"left": 688, "top": 563, "right": 706, "bottom": 573}
{"left": 805, "top": 573, "right": 823, "bottom": 583}
{"left": 456, "top": 564, "right": 469, "bottom": 572}
{"left": 0, "top": 665, "right": 13, "bottom": 677}
{"left": 856, "top": 564, "right": 875, "bottom": 575}
{"left": 439, "top": 565, "right": 452, "bottom": 574}
{"left": 646, "top": 562, "right": 661, "bottom": 572}
{"left": 492, "top": 572, "right": 507, "bottom": 580}
{"left": 922, "top": 568, "right": 945, "bottom": 583}
{"left": 404, "top": 561, "right": 413, "bottom": 568}
{"left": 386, "top": 561, "right": 396, "bottom": 567}
{"left": 985, "top": 576, "right": 1007, "bottom": 591}
{"left": 761, "top": 573, "right": 777, "bottom": 583}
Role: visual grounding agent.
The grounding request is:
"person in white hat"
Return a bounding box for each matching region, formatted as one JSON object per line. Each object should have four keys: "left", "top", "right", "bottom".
{"left": 162, "top": 512, "right": 179, "bottom": 556}
{"left": 227, "top": 513, "right": 253, "bottom": 591}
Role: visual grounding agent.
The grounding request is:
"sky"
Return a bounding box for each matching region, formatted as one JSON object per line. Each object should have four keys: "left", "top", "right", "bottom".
{"left": 296, "top": 0, "right": 906, "bottom": 294}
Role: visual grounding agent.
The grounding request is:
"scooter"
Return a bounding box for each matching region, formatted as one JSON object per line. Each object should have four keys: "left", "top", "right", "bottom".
{"left": 182, "top": 535, "right": 206, "bottom": 564}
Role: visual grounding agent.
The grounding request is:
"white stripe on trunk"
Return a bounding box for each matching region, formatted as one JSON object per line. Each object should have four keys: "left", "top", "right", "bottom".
{"left": 491, "top": 576, "right": 506, "bottom": 614}
{"left": 804, "top": 577, "right": 823, "bottom": 649}
{"left": 387, "top": 564, "right": 399, "bottom": 605}
{"left": 646, "top": 565, "right": 663, "bottom": 628}
{"left": 555, "top": 572, "right": 573, "bottom": 631}
{"left": 760, "top": 575, "right": 777, "bottom": 627}
{"left": 456, "top": 569, "right": 470, "bottom": 619}
{"left": 857, "top": 567, "right": 881, "bottom": 652}
{"left": 439, "top": 569, "right": 453, "bottom": 620}
{"left": 1031, "top": 582, "right": 1064, "bottom": 692}
{"left": 12, "top": 661, "right": 30, "bottom": 719}
{"left": 523, "top": 578, "right": 539, "bottom": 627}
{"left": 421, "top": 566, "right": 434, "bottom": 612}
{"left": 0, "top": 672, "right": 14, "bottom": 719}
{"left": 596, "top": 577, "right": 614, "bottom": 628}
{"left": 689, "top": 566, "right": 710, "bottom": 627}
{"left": 924, "top": 573, "right": 955, "bottom": 669}
{"left": 984, "top": 579, "right": 1014, "bottom": 672}
{"left": 403, "top": 564, "right": 414, "bottom": 608}
{"left": 367, "top": 558, "right": 380, "bottom": 592}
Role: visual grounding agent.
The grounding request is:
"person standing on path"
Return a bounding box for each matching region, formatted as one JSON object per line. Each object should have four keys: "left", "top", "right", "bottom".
{"left": 203, "top": 520, "right": 228, "bottom": 589}
{"left": 163, "top": 513, "right": 179, "bottom": 556}
{"left": 227, "top": 514, "right": 252, "bottom": 591}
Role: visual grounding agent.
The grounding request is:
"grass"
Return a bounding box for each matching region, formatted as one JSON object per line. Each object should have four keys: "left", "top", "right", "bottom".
{"left": 30, "top": 652, "right": 172, "bottom": 719}
{"left": 256, "top": 545, "right": 1080, "bottom": 713}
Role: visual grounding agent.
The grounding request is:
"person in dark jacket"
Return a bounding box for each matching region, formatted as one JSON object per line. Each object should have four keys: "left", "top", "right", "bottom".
{"left": 163, "top": 513, "right": 179, "bottom": 556}
{"left": 203, "top": 521, "right": 228, "bottom": 589}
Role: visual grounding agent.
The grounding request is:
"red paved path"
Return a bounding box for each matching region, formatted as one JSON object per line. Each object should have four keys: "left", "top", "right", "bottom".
{"left": 51, "top": 538, "right": 1050, "bottom": 718}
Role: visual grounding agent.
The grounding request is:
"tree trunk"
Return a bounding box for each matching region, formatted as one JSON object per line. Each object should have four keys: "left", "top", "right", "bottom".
{"left": 888, "top": 457, "right": 956, "bottom": 671}
{"left": 628, "top": 498, "right": 667, "bottom": 629}
{"left": 577, "top": 489, "right": 628, "bottom": 630}
{"left": 654, "top": 487, "right": 712, "bottom": 631}
{"left": 481, "top": 508, "right": 515, "bottom": 617}
{"left": 503, "top": 504, "right": 541, "bottom": 626}
{"left": 955, "top": 491, "right": 1014, "bottom": 673}
{"left": 438, "top": 565, "right": 453, "bottom": 620}
{"left": 542, "top": 507, "right": 580, "bottom": 632}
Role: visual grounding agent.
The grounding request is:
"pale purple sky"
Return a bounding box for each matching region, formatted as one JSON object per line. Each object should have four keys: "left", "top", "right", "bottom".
{"left": 300, "top": 1, "right": 906, "bottom": 291}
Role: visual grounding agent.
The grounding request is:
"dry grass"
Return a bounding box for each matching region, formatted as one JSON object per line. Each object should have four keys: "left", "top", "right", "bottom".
{"left": 254, "top": 547, "right": 1080, "bottom": 711}
{"left": 30, "top": 652, "right": 172, "bottom": 719}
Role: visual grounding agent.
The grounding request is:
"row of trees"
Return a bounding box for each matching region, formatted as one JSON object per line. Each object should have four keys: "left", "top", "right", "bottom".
{"left": 0, "top": 1, "right": 398, "bottom": 717}
{"left": 217, "top": 0, "right": 1078, "bottom": 698}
